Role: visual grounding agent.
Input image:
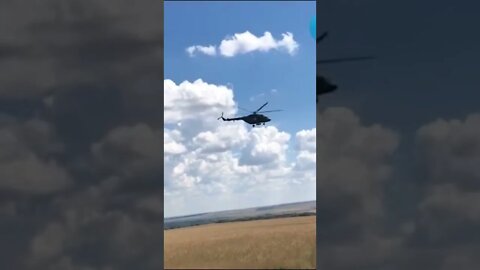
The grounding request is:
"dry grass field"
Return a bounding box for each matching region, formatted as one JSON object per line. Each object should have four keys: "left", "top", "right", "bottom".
{"left": 164, "top": 216, "right": 316, "bottom": 269}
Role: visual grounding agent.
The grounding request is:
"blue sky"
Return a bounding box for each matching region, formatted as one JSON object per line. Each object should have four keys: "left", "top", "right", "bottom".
{"left": 164, "top": 1, "right": 316, "bottom": 134}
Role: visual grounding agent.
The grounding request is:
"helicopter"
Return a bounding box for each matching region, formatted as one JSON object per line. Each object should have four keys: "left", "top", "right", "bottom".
{"left": 218, "top": 102, "right": 281, "bottom": 127}
{"left": 317, "top": 31, "right": 374, "bottom": 102}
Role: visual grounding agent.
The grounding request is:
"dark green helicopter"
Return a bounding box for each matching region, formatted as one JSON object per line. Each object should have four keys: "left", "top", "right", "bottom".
{"left": 317, "top": 31, "right": 374, "bottom": 102}
{"left": 218, "top": 102, "right": 281, "bottom": 127}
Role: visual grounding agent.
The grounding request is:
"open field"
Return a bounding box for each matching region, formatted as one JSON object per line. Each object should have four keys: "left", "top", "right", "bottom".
{"left": 164, "top": 216, "right": 316, "bottom": 269}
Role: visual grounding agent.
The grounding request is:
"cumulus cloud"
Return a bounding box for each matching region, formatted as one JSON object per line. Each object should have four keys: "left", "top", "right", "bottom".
{"left": 91, "top": 123, "right": 163, "bottom": 177}
{"left": 0, "top": 119, "right": 71, "bottom": 195}
{"left": 239, "top": 126, "right": 291, "bottom": 166}
{"left": 220, "top": 31, "right": 299, "bottom": 57}
{"left": 186, "top": 31, "right": 299, "bottom": 58}
{"left": 164, "top": 79, "right": 236, "bottom": 125}
{"left": 294, "top": 128, "right": 316, "bottom": 170}
{"left": 164, "top": 78, "right": 315, "bottom": 217}
{"left": 23, "top": 172, "right": 164, "bottom": 270}
{"left": 296, "top": 128, "right": 316, "bottom": 152}
{"left": 30, "top": 222, "right": 67, "bottom": 263}
{"left": 313, "top": 109, "right": 480, "bottom": 270}
{"left": 316, "top": 107, "right": 402, "bottom": 269}
{"left": 192, "top": 124, "right": 249, "bottom": 153}
{"left": 400, "top": 113, "right": 480, "bottom": 269}
{"left": 0, "top": 155, "right": 72, "bottom": 194}
{"left": 165, "top": 129, "right": 187, "bottom": 155}
{"left": 0, "top": 1, "right": 164, "bottom": 269}
{"left": 416, "top": 113, "right": 480, "bottom": 188}
{"left": 186, "top": 45, "right": 217, "bottom": 57}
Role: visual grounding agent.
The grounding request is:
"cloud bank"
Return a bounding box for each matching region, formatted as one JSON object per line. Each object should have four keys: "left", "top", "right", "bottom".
{"left": 186, "top": 31, "right": 299, "bottom": 57}
{"left": 0, "top": 0, "right": 164, "bottom": 269}
{"left": 316, "top": 107, "right": 480, "bottom": 269}
{"left": 164, "top": 79, "right": 315, "bottom": 217}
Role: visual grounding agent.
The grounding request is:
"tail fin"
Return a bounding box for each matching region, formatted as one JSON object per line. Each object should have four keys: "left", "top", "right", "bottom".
{"left": 217, "top": 112, "right": 224, "bottom": 120}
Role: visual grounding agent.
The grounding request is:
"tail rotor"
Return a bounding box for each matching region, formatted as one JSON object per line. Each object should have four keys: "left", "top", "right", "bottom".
{"left": 217, "top": 112, "right": 224, "bottom": 120}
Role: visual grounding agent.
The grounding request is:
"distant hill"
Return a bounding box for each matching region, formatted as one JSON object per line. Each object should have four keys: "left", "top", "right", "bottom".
{"left": 164, "top": 200, "right": 316, "bottom": 230}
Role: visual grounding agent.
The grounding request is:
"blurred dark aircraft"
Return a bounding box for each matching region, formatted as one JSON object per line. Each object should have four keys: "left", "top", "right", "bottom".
{"left": 317, "top": 31, "right": 374, "bottom": 102}
{"left": 218, "top": 102, "right": 281, "bottom": 127}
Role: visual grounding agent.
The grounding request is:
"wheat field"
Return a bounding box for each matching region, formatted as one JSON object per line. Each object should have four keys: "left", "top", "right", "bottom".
{"left": 164, "top": 216, "right": 316, "bottom": 269}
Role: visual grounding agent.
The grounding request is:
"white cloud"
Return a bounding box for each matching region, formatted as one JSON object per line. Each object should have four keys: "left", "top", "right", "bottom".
{"left": 186, "top": 45, "right": 217, "bottom": 57}
{"left": 164, "top": 79, "right": 236, "bottom": 126}
{"left": 219, "top": 31, "right": 299, "bottom": 57}
{"left": 276, "top": 32, "right": 299, "bottom": 54}
{"left": 192, "top": 124, "right": 249, "bottom": 153}
{"left": 164, "top": 78, "right": 314, "bottom": 217}
{"left": 294, "top": 128, "right": 316, "bottom": 170}
{"left": 296, "top": 128, "right": 316, "bottom": 152}
{"left": 164, "top": 129, "right": 187, "bottom": 155}
{"left": 186, "top": 31, "right": 299, "bottom": 58}
{"left": 239, "top": 126, "right": 291, "bottom": 166}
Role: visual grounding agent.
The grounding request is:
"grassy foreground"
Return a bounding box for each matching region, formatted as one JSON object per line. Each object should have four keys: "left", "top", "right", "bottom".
{"left": 164, "top": 216, "right": 316, "bottom": 269}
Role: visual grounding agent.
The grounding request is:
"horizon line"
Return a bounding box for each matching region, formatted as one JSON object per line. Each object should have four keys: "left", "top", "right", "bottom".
{"left": 164, "top": 199, "right": 316, "bottom": 219}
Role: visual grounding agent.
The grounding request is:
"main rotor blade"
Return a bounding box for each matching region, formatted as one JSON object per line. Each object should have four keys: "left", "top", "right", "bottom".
{"left": 258, "top": 110, "right": 282, "bottom": 113}
{"left": 317, "top": 56, "right": 375, "bottom": 64}
{"left": 317, "top": 32, "right": 328, "bottom": 43}
{"left": 238, "top": 106, "right": 253, "bottom": 113}
{"left": 255, "top": 102, "right": 268, "bottom": 113}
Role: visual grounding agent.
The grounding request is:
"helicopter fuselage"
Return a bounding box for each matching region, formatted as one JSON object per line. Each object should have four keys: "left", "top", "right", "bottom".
{"left": 219, "top": 113, "right": 271, "bottom": 126}
{"left": 218, "top": 101, "right": 278, "bottom": 127}
{"left": 242, "top": 113, "right": 270, "bottom": 125}
{"left": 317, "top": 75, "right": 338, "bottom": 97}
